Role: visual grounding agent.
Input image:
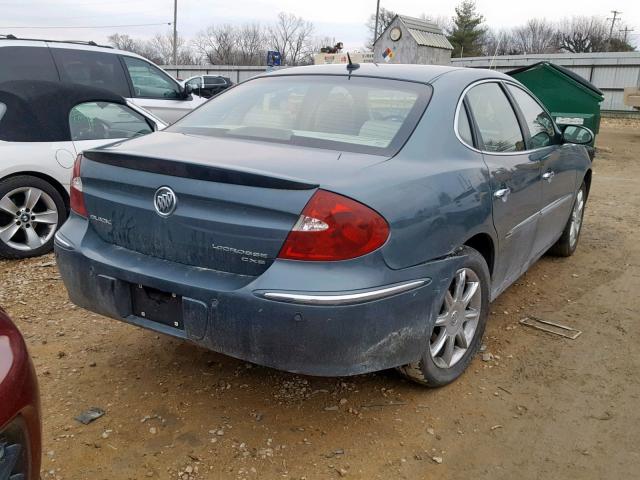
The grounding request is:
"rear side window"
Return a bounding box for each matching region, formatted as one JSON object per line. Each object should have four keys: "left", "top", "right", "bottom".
{"left": 466, "top": 83, "right": 525, "bottom": 153}
{"left": 0, "top": 102, "right": 6, "bottom": 122}
{"left": 0, "top": 46, "right": 58, "bottom": 82}
{"left": 50, "top": 48, "right": 130, "bottom": 97}
{"left": 169, "top": 75, "right": 432, "bottom": 156}
{"left": 69, "top": 101, "right": 152, "bottom": 141}
{"left": 122, "top": 56, "right": 182, "bottom": 99}
{"left": 204, "top": 76, "right": 226, "bottom": 85}
{"left": 506, "top": 85, "right": 556, "bottom": 149}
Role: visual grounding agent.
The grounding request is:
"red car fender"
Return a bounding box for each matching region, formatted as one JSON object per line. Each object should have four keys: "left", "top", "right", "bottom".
{"left": 0, "top": 307, "right": 41, "bottom": 480}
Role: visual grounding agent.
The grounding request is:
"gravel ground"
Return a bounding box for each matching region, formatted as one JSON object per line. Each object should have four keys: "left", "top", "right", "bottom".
{"left": 1, "top": 121, "right": 639, "bottom": 480}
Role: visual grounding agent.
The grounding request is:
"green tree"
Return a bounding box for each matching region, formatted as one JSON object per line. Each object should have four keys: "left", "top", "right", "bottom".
{"left": 447, "top": 0, "right": 486, "bottom": 57}
{"left": 607, "top": 37, "right": 635, "bottom": 52}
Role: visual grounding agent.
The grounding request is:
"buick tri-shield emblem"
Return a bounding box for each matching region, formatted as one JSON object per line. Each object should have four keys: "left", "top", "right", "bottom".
{"left": 154, "top": 186, "right": 177, "bottom": 217}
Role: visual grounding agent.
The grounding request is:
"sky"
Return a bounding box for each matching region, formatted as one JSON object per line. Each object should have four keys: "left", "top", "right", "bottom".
{"left": 2, "top": 0, "right": 639, "bottom": 50}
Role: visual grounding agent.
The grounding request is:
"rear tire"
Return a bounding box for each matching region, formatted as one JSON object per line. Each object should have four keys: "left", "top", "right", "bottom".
{"left": 548, "top": 182, "right": 587, "bottom": 257}
{"left": 397, "top": 246, "right": 490, "bottom": 387}
{"left": 0, "top": 175, "right": 67, "bottom": 259}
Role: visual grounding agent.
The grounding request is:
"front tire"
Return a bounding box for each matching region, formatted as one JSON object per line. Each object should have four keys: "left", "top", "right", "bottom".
{"left": 0, "top": 175, "right": 67, "bottom": 259}
{"left": 397, "top": 246, "right": 490, "bottom": 387}
{"left": 548, "top": 182, "right": 587, "bottom": 257}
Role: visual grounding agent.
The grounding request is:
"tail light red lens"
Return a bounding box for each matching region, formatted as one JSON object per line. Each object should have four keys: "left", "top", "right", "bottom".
{"left": 70, "top": 154, "right": 87, "bottom": 218}
{"left": 278, "top": 190, "right": 389, "bottom": 261}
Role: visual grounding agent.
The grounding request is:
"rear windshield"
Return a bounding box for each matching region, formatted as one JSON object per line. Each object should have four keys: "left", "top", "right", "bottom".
{"left": 169, "top": 75, "right": 431, "bottom": 156}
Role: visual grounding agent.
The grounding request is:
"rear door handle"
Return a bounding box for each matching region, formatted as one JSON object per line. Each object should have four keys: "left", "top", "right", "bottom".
{"left": 542, "top": 171, "right": 555, "bottom": 182}
{"left": 494, "top": 188, "right": 511, "bottom": 202}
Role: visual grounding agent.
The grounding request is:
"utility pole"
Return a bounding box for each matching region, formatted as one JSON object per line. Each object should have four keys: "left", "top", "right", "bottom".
{"left": 620, "top": 26, "right": 634, "bottom": 43}
{"left": 374, "top": 0, "right": 381, "bottom": 44}
{"left": 172, "top": 0, "right": 178, "bottom": 66}
{"left": 607, "top": 10, "right": 622, "bottom": 41}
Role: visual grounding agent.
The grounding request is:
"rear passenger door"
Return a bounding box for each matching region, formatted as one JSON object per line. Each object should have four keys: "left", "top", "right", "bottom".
{"left": 505, "top": 84, "right": 576, "bottom": 256}
{"left": 463, "top": 81, "right": 543, "bottom": 294}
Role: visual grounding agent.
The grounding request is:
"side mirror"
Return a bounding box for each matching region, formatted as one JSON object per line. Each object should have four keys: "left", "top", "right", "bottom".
{"left": 184, "top": 83, "right": 195, "bottom": 96}
{"left": 562, "top": 125, "right": 594, "bottom": 145}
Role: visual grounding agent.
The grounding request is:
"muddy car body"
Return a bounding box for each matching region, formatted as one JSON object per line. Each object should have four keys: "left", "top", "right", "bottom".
{"left": 55, "top": 64, "right": 592, "bottom": 386}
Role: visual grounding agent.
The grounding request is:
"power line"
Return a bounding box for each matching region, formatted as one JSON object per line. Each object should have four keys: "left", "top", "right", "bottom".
{"left": 620, "top": 26, "right": 634, "bottom": 43}
{"left": 0, "top": 22, "right": 171, "bottom": 29}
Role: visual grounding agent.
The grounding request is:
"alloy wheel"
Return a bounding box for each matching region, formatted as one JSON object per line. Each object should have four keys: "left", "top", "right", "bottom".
{"left": 430, "top": 267, "right": 482, "bottom": 369}
{"left": 569, "top": 189, "right": 585, "bottom": 248}
{"left": 0, "top": 187, "right": 59, "bottom": 251}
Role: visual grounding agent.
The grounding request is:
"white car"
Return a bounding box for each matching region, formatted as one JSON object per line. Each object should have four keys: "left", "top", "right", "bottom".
{"left": 0, "top": 35, "right": 206, "bottom": 124}
{"left": 0, "top": 80, "right": 167, "bottom": 258}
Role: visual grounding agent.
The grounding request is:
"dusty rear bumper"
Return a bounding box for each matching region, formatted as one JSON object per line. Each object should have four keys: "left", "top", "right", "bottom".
{"left": 54, "top": 220, "right": 462, "bottom": 376}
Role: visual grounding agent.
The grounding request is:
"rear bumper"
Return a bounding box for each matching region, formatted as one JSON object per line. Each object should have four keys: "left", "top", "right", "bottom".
{"left": 54, "top": 219, "right": 463, "bottom": 376}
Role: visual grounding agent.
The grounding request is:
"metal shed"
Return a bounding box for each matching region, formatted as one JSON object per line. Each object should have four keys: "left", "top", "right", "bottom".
{"left": 373, "top": 15, "right": 453, "bottom": 65}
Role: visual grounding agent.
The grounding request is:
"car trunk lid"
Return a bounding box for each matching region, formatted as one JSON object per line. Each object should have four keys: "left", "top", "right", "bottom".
{"left": 79, "top": 132, "right": 387, "bottom": 276}
{"left": 80, "top": 154, "right": 318, "bottom": 277}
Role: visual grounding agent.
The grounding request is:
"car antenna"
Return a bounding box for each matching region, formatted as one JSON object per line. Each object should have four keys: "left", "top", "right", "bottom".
{"left": 346, "top": 52, "right": 359, "bottom": 72}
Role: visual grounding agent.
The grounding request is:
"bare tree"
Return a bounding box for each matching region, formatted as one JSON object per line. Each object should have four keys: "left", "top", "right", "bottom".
{"left": 268, "top": 12, "right": 314, "bottom": 66}
{"left": 193, "top": 24, "right": 239, "bottom": 64}
{"left": 237, "top": 23, "right": 267, "bottom": 65}
{"left": 420, "top": 14, "right": 452, "bottom": 33}
{"left": 481, "top": 28, "right": 522, "bottom": 56}
{"left": 512, "top": 19, "right": 558, "bottom": 54}
{"left": 557, "top": 16, "right": 608, "bottom": 53}
{"left": 366, "top": 7, "right": 396, "bottom": 48}
{"left": 108, "top": 33, "right": 143, "bottom": 53}
{"left": 143, "top": 32, "right": 197, "bottom": 65}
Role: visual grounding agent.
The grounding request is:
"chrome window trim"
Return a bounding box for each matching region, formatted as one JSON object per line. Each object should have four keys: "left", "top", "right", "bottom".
{"left": 259, "top": 279, "right": 428, "bottom": 306}
{"left": 454, "top": 78, "right": 557, "bottom": 156}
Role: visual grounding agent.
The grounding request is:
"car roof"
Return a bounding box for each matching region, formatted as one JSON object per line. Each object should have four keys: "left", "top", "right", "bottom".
{"left": 0, "top": 37, "right": 147, "bottom": 61}
{"left": 0, "top": 80, "right": 126, "bottom": 142}
{"left": 262, "top": 63, "right": 510, "bottom": 84}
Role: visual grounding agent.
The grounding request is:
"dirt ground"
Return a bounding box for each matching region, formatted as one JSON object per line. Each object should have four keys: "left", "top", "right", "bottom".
{"left": 1, "top": 121, "right": 639, "bottom": 480}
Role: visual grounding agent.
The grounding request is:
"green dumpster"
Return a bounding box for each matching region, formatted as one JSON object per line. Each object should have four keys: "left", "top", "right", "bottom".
{"left": 508, "top": 61, "right": 604, "bottom": 146}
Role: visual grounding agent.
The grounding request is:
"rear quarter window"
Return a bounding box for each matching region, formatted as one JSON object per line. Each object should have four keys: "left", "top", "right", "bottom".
{"left": 50, "top": 48, "right": 130, "bottom": 97}
{"left": 0, "top": 102, "right": 6, "bottom": 122}
{"left": 0, "top": 46, "right": 59, "bottom": 82}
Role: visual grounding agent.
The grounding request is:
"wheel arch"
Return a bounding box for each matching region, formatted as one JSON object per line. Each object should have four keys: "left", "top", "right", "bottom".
{"left": 463, "top": 232, "right": 495, "bottom": 278}
{"left": 1, "top": 171, "right": 70, "bottom": 211}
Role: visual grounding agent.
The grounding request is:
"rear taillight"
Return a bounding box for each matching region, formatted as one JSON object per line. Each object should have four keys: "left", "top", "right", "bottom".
{"left": 70, "top": 154, "right": 87, "bottom": 217}
{"left": 278, "top": 190, "right": 389, "bottom": 261}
